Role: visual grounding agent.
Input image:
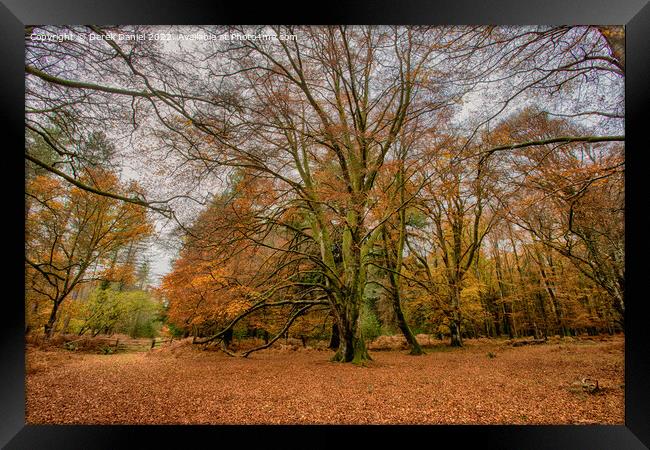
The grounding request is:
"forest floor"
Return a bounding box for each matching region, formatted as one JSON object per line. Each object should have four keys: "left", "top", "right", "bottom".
{"left": 25, "top": 335, "right": 624, "bottom": 425}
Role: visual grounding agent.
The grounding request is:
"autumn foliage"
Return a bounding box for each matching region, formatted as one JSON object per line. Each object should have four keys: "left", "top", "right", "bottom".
{"left": 25, "top": 168, "right": 153, "bottom": 337}
{"left": 24, "top": 25, "right": 624, "bottom": 361}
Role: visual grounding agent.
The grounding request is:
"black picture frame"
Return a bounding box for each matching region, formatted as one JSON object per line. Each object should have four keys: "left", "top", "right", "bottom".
{"left": 2, "top": 1, "right": 649, "bottom": 448}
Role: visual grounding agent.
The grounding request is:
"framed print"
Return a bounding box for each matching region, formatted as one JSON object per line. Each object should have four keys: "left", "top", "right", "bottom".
{"left": 2, "top": 0, "right": 649, "bottom": 448}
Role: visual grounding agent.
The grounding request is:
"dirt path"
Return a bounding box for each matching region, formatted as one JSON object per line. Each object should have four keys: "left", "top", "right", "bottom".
{"left": 25, "top": 337, "right": 624, "bottom": 424}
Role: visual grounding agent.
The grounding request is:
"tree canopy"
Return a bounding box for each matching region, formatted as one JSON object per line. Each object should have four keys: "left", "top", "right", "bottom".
{"left": 25, "top": 25, "right": 624, "bottom": 361}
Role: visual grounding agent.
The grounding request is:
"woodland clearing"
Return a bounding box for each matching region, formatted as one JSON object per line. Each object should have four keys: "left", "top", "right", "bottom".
{"left": 25, "top": 335, "right": 624, "bottom": 425}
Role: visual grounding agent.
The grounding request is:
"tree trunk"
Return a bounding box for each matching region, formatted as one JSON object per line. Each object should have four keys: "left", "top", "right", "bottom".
{"left": 380, "top": 164, "right": 424, "bottom": 356}
{"left": 531, "top": 286, "right": 547, "bottom": 334}
{"left": 611, "top": 283, "right": 625, "bottom": 326}
{"left": 328, "top": 322, "right": 340, "bottom": 350}
{"left": 331, "top": 209, "right": 373, "bottom": 364}
{"left": 391, "top": 287, "right": 424, "bottom": 355}
{"left": 449, "top": 283, "right": 463, "bottom": 347}
{"left": 334, "top": 328, "right": 370, "bottom": 363}
{"left": 223, "top": 327, "right": 233, "bottom": 348}
{"left": 382, "top": 224, "right": 424, "bottom": 355}
{"left": 501, "top": 302, "right": 512, "bottom": 338}
{"left": 44, "top": 300, "right": 61, "bottom": 339}
{"left": 449, "top": 317, "right": 463, "bottom": 347}
{"left": 331, "top": 302, "right": 371, "bottom": 364}
{"left": 534, "top": 245, "right": 565, "bottom": 336}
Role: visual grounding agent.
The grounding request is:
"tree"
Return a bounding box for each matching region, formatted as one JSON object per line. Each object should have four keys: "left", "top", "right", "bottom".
{"left": 151, "top": 26, "right": 465, "bottom": 362}
{"left": 492, "top": 108, "right": 624, "bottom": 324}
{"left": 406, "top": 132, "right": 501, "bottom": 346}
{"left": 76, "top": 287, "right": 162, "bottom": 338}
{"left": 370, "top": 127, "right": 429, "bottom": 354}
{"left": 25, "top": 169, "right": 152, "bottom": 337}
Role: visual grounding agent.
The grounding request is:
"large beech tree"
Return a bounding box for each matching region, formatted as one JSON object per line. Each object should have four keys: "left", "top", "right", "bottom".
{"left": 151, "top": 26, "right": 467, "bottom": 362}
